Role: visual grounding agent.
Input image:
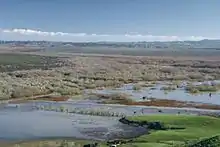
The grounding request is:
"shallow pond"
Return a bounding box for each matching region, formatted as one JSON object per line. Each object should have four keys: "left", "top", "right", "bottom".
{"left": 89, "top": 80, "right": 220, "bottom": 105}
{"left": 0, "top": 106, "right": 146, "bottom": 141}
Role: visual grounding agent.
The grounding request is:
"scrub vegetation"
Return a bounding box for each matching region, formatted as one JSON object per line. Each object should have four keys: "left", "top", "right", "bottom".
{"left": 0, "top": 52, "right": 220, "bottom": 100}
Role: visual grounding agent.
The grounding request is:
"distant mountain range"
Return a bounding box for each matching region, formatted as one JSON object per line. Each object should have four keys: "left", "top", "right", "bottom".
{"left": 1, "top": 39, "right": 220, "bottom": 50}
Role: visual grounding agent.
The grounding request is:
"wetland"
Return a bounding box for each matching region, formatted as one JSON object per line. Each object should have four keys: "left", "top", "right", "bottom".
{"left": 1, "top": 51, "right": 220, "bottom": 147}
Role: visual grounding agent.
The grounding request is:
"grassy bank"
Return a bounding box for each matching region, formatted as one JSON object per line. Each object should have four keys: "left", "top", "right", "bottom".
{"left": 127, "top": 115, "right": 220, "bottom": 147}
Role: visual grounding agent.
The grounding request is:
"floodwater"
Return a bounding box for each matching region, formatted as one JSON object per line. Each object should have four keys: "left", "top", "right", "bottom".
{"left": 0, "top": 104, "right": 146, "bottom": 141}
{"left": 1, "top": 100, "right": 220, "bottom": 141}
{"left": 1, "top": 80, "right": 220, "bottom": 141}
{"left": 89, "top": 80, "right": 220, "bottom": 105}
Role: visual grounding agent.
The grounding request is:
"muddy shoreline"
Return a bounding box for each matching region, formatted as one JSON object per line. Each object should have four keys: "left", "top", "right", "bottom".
{"left": 92, "top": 93, "right": 220, "bottom": 110}
{"left": 124, "top": 98, "right": 220, "bottom": 110}
{"left": 4, "top": 94, "right": 220, "bottom": 111}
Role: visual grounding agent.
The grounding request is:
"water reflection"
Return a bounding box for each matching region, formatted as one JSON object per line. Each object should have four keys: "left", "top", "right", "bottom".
{"left": 89, "top": 80, "right": 220, "bottom": 105}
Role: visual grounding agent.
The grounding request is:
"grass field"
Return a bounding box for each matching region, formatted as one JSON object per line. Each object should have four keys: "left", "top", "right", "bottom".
{"left": 127, "top": 115, "right": 220, "bottom": 147}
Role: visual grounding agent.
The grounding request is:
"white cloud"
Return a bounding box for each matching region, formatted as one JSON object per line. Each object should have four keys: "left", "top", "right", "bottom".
{"left": 0, "top": 28, "right": 216, "bottom": 42}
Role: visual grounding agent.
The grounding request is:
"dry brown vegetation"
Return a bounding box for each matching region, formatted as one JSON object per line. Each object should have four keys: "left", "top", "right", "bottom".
{"left": 0, "top": 53, "right": 220, "bottom": 100}
{"left": 125, "top": 99, "right": 220, "bottom": 110}
{"left": 91, "top": 93, "right": 220, "bottom": 110}
{"left": 91, "top": 93, "right": 133, "bottom": 104}
{"left": 0, "top": 139, "right": 100, "bottom": 147}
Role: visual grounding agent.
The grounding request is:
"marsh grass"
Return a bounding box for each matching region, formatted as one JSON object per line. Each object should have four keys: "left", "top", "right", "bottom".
{"left": 142, "top": 83, "right": 155, "bottom": 88}
{"left": 35, "top": 105, "right": 125, "bottom": 117}
{"left": 171, "top": 80, "right": 182, "bottom": 87}
{"left": 188, "top": 73, "right": 206, "bottom": 81}
{"left": 1, "top": 53, "right": 220, "bottom": 101}
{"left": 93, "top": 93, "right": 133, "bottom": 104}
{"left": 0, "top": 53, "right": 64, "bottom": 72}
{"left": 160, "top": 86, "right": 176, "bottom": 91}
{"left": 185, "top": 84, "right": 220, "bottom": 93}
{"left": 142, "top": 74, "right": 158, "bottom": 81}
{"left": 132, "top": 84, "right": 142, "bottom": 91}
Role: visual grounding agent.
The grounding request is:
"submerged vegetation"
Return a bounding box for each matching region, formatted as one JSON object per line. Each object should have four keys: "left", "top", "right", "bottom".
{"left": 160, "top": 86, "right": 176, "bottom": 91}
{"left": 185, "top": 84, "right": 220, "bottom": 94}
{"left": 35, "top": 104, "right": 125, "bottom": 117}
{"left": 87, "top": 93, "right": 220, "bottom": 110}
{"left": 132, "top": 84, "right": 142, "bottom": 90}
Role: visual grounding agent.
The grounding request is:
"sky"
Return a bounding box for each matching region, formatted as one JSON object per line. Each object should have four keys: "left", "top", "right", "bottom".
{"left": 0, "top": 0, "right": 219, "bottom": 42}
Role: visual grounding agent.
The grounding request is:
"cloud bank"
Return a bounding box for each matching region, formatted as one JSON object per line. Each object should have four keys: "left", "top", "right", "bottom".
{"left": 0, "top": 28, "right": 216, "bottom": 42}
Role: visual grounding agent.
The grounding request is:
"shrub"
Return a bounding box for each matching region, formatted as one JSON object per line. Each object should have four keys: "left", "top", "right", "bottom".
{"left": 59, "top": 106, "right": 65, "bottom": 112}
{"left": 10, "top": 87, "right": 33, "bottom": 98}
{"left": 185, "top": 84, "right": 218, "bottom": 93}
{"left": 188, "top": 73, "right": 204, "bottom": 80}
{"left": 54, "top": 87, "right": 81, "bottom": 96}
{"left": 160, "top": 86, "right": 176, "bottom": 91}
{"left": 132, "top": 84, "right": 142, "bottom": 90}
{"left": 187, "top": 88, "right": 200, "bottom": 94}
{"left": 84, "top": 84, "right": 97, "bottom": 89}
{"left": 170, "top": 75, "right": 188, "bottom": 80}
{"left": 159, "top": 67, "right": 178, "bottom": 74}
{"left": 94, "top": 80, "right": 105, "bottom": 87}
{"left": 142, "top": 74, "right": 158, "bottom": 81}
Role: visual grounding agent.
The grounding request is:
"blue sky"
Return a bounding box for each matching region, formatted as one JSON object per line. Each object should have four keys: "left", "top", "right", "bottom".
{"left": 0, "top": 0, "right": 219, "bottom": 42}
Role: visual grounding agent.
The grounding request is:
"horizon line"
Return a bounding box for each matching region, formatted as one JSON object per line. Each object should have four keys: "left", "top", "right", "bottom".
{"left": 0, "top": 28, "right": 218, "bottom": 42}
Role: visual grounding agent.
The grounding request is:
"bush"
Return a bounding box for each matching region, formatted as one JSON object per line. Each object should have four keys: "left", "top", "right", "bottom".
{"left": 59, "top": 106, "right": 65, "bottom": 112}
{"left": 188, "top": 73, "right": 204, "bottom": 80}
{"left": 187, "top": 88, "right": 200, "bottom": 94}
{"left": 159, "top": 67, "right": 178, "bottom": 74}
{"left": 142, "top": 74, "right": 158, "bottom": 81}
{"left": 160, "top": 86, "right": 176, "bottom": 91}
{"left": 84, "top": 84, "right": 97, "bottom": 89}
{"left": 10, "top": 87, "right": 34, "bottom": 98}
{"left": 185, "top": 84, "right": 218, "bottom": 93}
{"left": 94, "top": 80, "right": 106, "bottom": 87}
{"left": 54, "top": 87, "right": 81, "bottom": 96}
{"left": 132, "top": 84, "right": 142, "bottom": 90}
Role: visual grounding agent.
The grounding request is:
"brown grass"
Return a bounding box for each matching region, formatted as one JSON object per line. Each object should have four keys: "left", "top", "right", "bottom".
{"left": 124, "top": 99, "right": 220, "bottom": 110}
{"left": 32, "top": 95, "right": 69, "bottom": 101}
{"left": 93, "top": 93, "right": 220, "bottom": 110}
{"left": 8, "top": 95, "right": 69, "bottom": 104}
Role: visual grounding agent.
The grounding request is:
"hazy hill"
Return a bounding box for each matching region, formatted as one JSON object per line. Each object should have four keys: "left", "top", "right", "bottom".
{"left": 1, "top": 39, "right": 220, "bottom": 50}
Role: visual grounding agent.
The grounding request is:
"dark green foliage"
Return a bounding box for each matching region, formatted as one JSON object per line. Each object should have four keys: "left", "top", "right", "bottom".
{"left": 186, "top": 135, "right": 220, "bottom": 147}
{"left": 0, "top": 53, "right": 64, "bottom": 72}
